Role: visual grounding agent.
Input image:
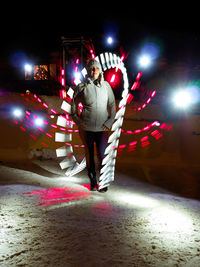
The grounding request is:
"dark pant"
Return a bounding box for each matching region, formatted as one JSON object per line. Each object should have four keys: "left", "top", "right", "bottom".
{"left": 79, "top": 130, "right": 108, "bottom": 177}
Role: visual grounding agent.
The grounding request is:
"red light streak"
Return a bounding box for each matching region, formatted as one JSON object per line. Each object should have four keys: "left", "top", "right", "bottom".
{"left": 89, "top": 49, "right": 95, "bottom": 59}
{"left": 141, "top": 136, "right": 149, "bottom": 142}
{"left": 129, "top": 141, "right": 137, "bottom": 146}
{"left": 20, "top": 126, "right": 26, "bottom": 131}
{"left": 60, "top": 89, "right": 66, "bottom": 99}
{"left": 134, "top": 129, "right": 142, "bottom": 134}
{"left": 131, "top": 72, "right": 143, "bottom": 91}
{"left": 146, "top": 97, "right": 151, "bottom": 104}
{"left": 159, "top": 123, "right": 172, "bottom": 131}
{"left": 126, "top": 93, "right": 133, "bottom": 104}
{"left": 141, "top": 141, "right": 150, "bottom": 147}
{"left": 151, "top": 121, "right": 159, "bottom": 126}
{"left": 43, "top": 103, "right": 49, "bottom": 108}
{"left": 29, "top": 134, "right": 36, "bottom": 139}
{"left": 136, "top": 72, "right": 143, "bottom": 80}
{"left": 122, "top": 120, "right": 164, "bottom": 135}
{"left": 131, "top": 81, "right": 140, "bottom": 91}
{"left": 110, "top": 74, "right": 116, "bottom": 83}
{"left": 135, "top": 90, "right": 157, "bottom": 111}
{"left": 65, "top": 143, "right": 71, "bottom": 146}
{"left": 141, "top": 135, "right": 150, "bottom": 147}
{"left": 78, "top": 102, "right": 83, "bottom": 115}
{"left": 51, "top": 109, "right": 57, "bottom": 114}
{"left": 46, "top": 133, "right": 53, "bottom": 138}
{"left": 42, "top": 143, "right": 48, "bottom": 147}
{"left": 37, "top": 127, "right": 44, "bottom": 132}
{"left": 151, "top": 90, "right": 156, "bottom": 97}
{"left": 119, "top": 144, "right": 126, "bottom": 149}
{"left": 143, "top": 126, "right": 150, "bottom": 131}
{"left": 128, "top": 140, "right": 137, "bottom": 151}
{"left": 151, "top": 130, "right": 163, "bottom": 140}
{"left": 51, "top": 124, "right": 57, "bottom": 129}
{"left": 142, "top": 103, "right": 146, "bottom": 109}
{"left": 14, "top": 71, "right": 172, "bottom": 160}
{"left": 59, "top": 127, "right": 66, "bottom": 131}
{"left": 61, "top": 78, "right": 65, "bottom": 86}
{"left": 25, "top": 111, "right": 31, "bottom": 115}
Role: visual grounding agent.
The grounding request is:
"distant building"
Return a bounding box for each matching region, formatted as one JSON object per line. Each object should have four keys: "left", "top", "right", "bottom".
{"left": 0, "top": 36, "right": 95, "bottom": 96}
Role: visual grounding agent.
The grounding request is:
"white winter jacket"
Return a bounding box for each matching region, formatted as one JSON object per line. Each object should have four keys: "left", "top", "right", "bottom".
{"left": 71, "top": 77, "right": 116, "bottom": 132}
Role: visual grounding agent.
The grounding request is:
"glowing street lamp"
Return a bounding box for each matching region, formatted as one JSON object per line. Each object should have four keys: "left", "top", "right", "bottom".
{"left": 107, "top": 36, "right": 113, "bottom": 45}
{"left": 138, "top": 54, "right": 151, "bottom": 68}
{"left": 173, "top": 90, "right": 192, "bottom": 109}
{"left": 24, "top": 64, "right": 33, "bottom": 80}
{"left": 24, "top": 64, "right": 32, "bottom": 72}
{"left": 13, "top": 108, "right": 23, "bottom": 118}
{"left": 34, "top": 118, "right": 44, "bottom": 126}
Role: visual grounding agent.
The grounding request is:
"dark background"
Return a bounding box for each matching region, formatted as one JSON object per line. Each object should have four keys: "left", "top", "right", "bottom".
{"left": 1, "top": 3, "right": 200, "bottom": 89}
{"left": 1, "top": 4, "right": 200, "bottom": 60}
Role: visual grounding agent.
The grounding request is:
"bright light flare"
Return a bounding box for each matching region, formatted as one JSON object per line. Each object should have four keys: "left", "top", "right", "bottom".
{"left": 24, "top": 64, "right": 32, "bottom": 72}
{"left": 107, "top": 36, "right": 113, "bottom": 45}
{"left": 34, "top": 118, "right": 44, "bottom": 126}
{"left": 13, "top": 108, "right": 23, "bottom": 117}
{"left": 74, "top": 71, "right": 81, "bottom": 80}
{"left": 173, "top": 90, "right": 192, "bottom": 108}
{"left": 138, "top": 55, "right": 151, "bottom": 68}
{"left": 74, "top": 71, "right": 82, "bottom": 85}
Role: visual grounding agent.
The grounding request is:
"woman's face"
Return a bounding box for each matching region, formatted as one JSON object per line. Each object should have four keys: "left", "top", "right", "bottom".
{"left": 89, "top": 66, "right": 100, "bottom": 79}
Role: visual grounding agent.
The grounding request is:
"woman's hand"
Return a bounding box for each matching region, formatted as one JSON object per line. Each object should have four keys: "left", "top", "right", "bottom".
{"left": 102, "top": 124, "right": 109, "bottom": 131}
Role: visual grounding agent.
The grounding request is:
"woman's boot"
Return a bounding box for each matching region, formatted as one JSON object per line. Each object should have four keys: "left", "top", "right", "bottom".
{"left": 88, "top": 172, "right": 98, "bottom": 191}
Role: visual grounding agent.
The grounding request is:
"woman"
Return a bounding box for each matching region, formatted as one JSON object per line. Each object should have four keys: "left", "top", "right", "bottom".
{"left": 71, "top": 59, "right": 116, "bottom": 192}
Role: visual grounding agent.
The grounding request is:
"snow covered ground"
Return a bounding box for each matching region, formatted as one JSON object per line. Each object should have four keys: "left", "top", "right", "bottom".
{"left": 0, "top": 160, "right": 200, "bottom": 267}
{"left": 1, "top": 92, "right": 200, "bottom": 266}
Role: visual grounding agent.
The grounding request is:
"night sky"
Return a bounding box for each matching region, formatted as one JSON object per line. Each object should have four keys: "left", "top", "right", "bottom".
{"left": 1, "top": 5, "right": 200, "bottom": 68}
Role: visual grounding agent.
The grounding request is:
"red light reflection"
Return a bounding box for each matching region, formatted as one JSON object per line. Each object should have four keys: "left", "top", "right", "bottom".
{"left": 92, "top": 202, "right": 114, "bottom": 215}
{"left": 24, "top": 187, "right": 91, "bottom": 207}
